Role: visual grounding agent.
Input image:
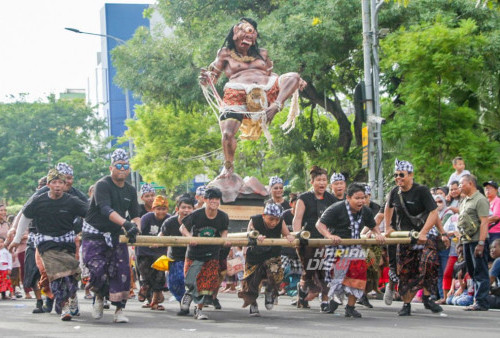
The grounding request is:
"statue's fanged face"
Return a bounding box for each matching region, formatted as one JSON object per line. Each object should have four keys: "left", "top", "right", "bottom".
{"left": 233, "top": 21, "right": 257, "bottom": 51}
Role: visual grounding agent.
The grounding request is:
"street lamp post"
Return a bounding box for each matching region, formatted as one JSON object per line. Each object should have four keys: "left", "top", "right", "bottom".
{"left": 361, "top": 0, "right": 385, "bottom": 204}
{"left": 65, "top": 27, "right": 138, "bottom": 190}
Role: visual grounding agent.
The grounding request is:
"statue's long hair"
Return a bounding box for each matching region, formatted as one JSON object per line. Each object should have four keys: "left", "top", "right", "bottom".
{"left": 222, "top": 17, "right": 263, "bottom": 60}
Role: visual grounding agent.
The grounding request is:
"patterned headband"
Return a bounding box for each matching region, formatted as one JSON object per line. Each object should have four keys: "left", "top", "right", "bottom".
{"left": 263, "top": 202, "right": 283, "bottom": 217}
{"left": 47, "top": 169, "right": 66, "bottom": 183}
{"left": 152, "top": 195, "right": 168, "bottom": 209}
{"left": 394, "top": 158, "right": 413, "bottom": 173}
{"left": 56, "top": 162, "right": 73, "bottom": 176}
{"left": 330, "top": 172, "right": 345, "bottom": 183}
{"left": 195, "top": 185, "right": 207, "bottom": 196}
{"left": 269, "top": 176, "right": 283, "bottom": 187}
{"left": 111, "top": 149, "right": 129, "bottom": 164}
{"left": 141, "top": 183, "right": 155, "bottom": 195}
{"left": 364, "top": 185, "right": 372, "bottom": 195}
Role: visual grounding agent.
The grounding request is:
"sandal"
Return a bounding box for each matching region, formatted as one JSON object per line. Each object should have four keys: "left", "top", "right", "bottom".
{"left": 151, "top": 303, "right": 165, "bottom": 311}
{"left": 138, "top": 286, "right": 149, "bottom": 303}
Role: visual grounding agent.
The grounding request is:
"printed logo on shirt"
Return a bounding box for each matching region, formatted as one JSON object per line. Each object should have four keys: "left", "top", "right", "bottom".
{"left": 198, "top": 227, "right": 216, "bottom": 237}
{"left": 149, "top": 225, "right": 159, "bottom": 235}
{"left": 59, "top": 209, "right": 69, "bottom": 213}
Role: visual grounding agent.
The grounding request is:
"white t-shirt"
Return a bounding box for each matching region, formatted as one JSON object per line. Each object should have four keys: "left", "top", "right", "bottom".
{"left": 447, "top": 170, "right": 471, "bottom": 187}
{"left": 0, "top": 248, "right": 12, "bottom": 271}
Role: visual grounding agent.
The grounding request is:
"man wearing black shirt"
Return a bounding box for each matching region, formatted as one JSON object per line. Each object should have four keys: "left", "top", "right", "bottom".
{"left": 317, "top": 183, "right": 385, "bottom": 318}
{"left": 12, "top": 169, "right": 87, "bottom": 321}
{"left": 81, "top": 149, "right": 140, "bottom": 323}
{"left": 293, "top": 166, "right": 338, "bottom": 311}
{"left": 160, "top": 195, "right": 195, "bottom": 315}
{"left": 179, "top": 188, "right": 229, "bottom": 320}
{"left": 9, "top": 163, "right": 88, "bottom": 314}
{"left": 239, "top": 202, "right": 294, "bottom": 316}
{"left": 384, "top": 159, "right": 442, "bottom": 316}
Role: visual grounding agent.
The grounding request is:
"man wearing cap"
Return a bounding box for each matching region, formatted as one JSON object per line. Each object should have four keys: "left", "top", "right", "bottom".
{"left": 10, "top": 169, "right": 87, "bottom": 321}
{"left": 459, "top": 174, "right": 490, "bottom": 311}
{"left": 330, "top": 173, "right": 346, "bottom": 201}
{"left": 238, "top": 202, "right": 295, "bottom": 316}
{"left": 179, "top": 187, "right": 229, "bottom": 320}
{"left": 384, "top": 159, "right": 442, "bottom": 316}
{"left": 483, "top": 180, "right": 500, "bottom": 243}
{"left": 139, "top": 183, "right": 156, "bottom": 217}
{"left": 81, "top": 149, "right": 140, "bottom": 323}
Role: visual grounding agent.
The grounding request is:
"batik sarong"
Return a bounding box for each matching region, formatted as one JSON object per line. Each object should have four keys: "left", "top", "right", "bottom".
{"left": 238, "top": 256, "right": 283, "bottom": 307}
{"left": 82, "top": 239, "right": 130, "bottom": 308}
{"left": 184, "top": 258, "right": 219, "bottom": 304}
{"left": 137, "top": 255, "right": 166, "bottom": 292}
{"left": 397, "top": 236, "right": 439, "bottom": 296}
{"left": 167, "top": 260, "right": 185, "bottom": 302}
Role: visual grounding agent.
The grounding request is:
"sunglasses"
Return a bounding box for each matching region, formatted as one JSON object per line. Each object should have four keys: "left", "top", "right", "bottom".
{"left": 436, "top": 200, "right": 444, "bottom": 204}
{"left": 114, "top": 163, "right": 130, "bottom": 170}
{"left": 393, "top": 173, "right": 406, "bottom": 178}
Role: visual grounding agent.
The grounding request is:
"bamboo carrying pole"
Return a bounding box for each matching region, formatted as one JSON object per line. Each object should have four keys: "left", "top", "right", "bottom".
{"left": 122, "top": 233, "right": 413, "bottom": 247}
{"left": 227, "top": 231, "right": 259, "bottom": 239}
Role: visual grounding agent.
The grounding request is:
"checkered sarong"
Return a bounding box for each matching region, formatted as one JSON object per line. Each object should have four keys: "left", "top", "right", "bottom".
{"left": 280, "top": 255, "right": 302, "bottom": 275}
{"left": 82, "top": 221, "right": 113, "bottom": 247}
{"left": 34, "top": 231, "right": 76, "bottom": 248}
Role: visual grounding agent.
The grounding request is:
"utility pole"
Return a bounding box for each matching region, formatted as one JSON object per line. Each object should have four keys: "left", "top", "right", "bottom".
{"left": 361, "top": 0, "right": 385, "bottom": 204}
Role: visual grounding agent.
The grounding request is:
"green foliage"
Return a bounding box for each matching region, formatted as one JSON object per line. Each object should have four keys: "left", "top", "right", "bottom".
{"left": 113, "top": 0, "right": 500, "bottom": 196}
{"left": 0, "top": 97, "right": 110, "bottom": 202}
{"left": 381, "top": 18, "right": 500, "bottom": 186}
{"left": 124, "top": 103, "right": 221, "bottom": 194}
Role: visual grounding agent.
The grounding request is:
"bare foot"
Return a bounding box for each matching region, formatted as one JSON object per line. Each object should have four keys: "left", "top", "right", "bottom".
{"left": 216, "top": 161, "right": 234, "bottom": 179}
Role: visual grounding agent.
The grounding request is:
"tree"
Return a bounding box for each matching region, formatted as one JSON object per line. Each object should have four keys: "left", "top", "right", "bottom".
{"left": 0, "top": 96, "right": 111, "bottom": 202}
{"left": 380, "top": 18, "right": 500, "bottom": 186}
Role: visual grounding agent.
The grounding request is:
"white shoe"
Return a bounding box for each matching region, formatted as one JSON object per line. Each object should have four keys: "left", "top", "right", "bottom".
{"left": 384, "top": 284, "right": 394, "bottom": 306}
{"left": 113, "top": 309, "right": 129, "bottom": 323}
{"left": 61, "top": 303, "right": 72, "bottom": 321}
{"left": 69, "top": 295, "right": 79, "bottom": 316}
{"left": 92, "top": 297, "right": 104, "bottom": 319}
{"left": 250, "top": 303, "right": 260, "bottom": 317}
{"left": 194, "top": 307, "right": 208, "bottom": 320}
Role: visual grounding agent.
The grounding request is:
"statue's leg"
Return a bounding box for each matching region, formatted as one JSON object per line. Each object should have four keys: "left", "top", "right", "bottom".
{"left": 265, "top": 72, "right": 301, "bottom": 122}
{"left": 218, "top": 118, "right": 241, "bottom": 178}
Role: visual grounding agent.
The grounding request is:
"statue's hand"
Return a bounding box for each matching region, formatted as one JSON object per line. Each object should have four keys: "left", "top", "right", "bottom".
{"left": 265, "top": 102, "right": 281, "bottom": 122}
{"left": 199, "top": 68, "right": 213, "bottom": 86}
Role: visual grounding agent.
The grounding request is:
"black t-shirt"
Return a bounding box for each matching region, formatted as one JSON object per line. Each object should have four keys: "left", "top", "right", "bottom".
{"left": 136, "top": 212, "right": 169, "bottom": 257}
{"left": 298, "top": 191, "right": 338, "bottom": 238}
{"left": 23, "top": 192, "right": 87, "bottom": 253}
{"left": 139, "top": 204, "right": 149, "bottom": 217}
{"left": 368, "top": 201, "right": 381, "bottom": 216}
{"left": 320, "top": 201, "right": 376, "bottom": 238}
{"left": 281, "top": 209, "right": 297, "bottom": 257}
{"left": 27, "top": 185, "right": 88, "bottom": 233}
{"left": 388, "top": 183, "right": 437, "bottom": 231}
{"left": 182, "top": 208, "right": 229, "bottom": 261}
{"left": 246, "top": 215, "right": 283, "bottom": 265}
{"left": 161, "top": 215, "right": 187, "bottom": 261}
{"left": 84, "top": 176, "right": 140, "bottom": 239}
